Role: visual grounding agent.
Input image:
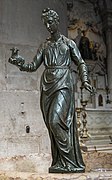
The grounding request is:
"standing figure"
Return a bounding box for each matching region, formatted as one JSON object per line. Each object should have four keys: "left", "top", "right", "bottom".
{"left": 79, "top": 30, "right": 92, "bottom": 60}
{"left": 9, "top": 8, "right": 94, "bottom": 173}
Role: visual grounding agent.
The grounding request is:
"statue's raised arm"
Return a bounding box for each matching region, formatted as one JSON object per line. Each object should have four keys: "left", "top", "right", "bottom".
{"left": 8, "top": 45, "right": 43, "bottom": 72}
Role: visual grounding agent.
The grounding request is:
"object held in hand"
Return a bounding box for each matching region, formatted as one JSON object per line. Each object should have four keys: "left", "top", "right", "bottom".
{"left": 8, "top": 47, "right": 25, "bottom": 66}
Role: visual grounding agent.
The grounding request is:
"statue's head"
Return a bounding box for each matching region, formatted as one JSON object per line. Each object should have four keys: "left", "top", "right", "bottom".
{"left": 82, "top": 30, "right": 87, "bottom": 36}
{"left": 41, "top": 8, "right": 59, "bottom": 34}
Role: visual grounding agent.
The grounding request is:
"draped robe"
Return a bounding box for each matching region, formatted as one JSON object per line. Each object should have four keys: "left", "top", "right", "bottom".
{"left": 20, "top": 35, "right": 88, "bottom": 172}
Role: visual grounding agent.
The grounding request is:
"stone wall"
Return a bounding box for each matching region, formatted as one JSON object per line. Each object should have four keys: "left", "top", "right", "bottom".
{"left": 0, "top": 0, "right": 67, "bottom": 46}
{"left": 0, "top": 0, "right": 67, "bottom": 157}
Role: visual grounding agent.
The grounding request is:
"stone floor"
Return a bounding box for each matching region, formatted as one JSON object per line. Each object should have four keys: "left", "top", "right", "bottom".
{"left": 0, "top": 170, "right": 112, "bottom": 180}
{"left": 0, "top": 151, "right": 111, "bottom": 180}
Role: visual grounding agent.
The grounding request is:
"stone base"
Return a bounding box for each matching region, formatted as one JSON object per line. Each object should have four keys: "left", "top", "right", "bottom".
{"left": 0, "top": 170, "right": 112, "bottom": 180}
{"left": 0, "top": 151, "right": 112, "bottom": 179}
{"left": 49, "top": 166, "right": 85, "bottom": 173}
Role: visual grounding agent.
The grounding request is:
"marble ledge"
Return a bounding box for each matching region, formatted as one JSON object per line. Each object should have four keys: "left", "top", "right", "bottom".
{"left": 86, "top": 108, "right": 112, "bottom": 112}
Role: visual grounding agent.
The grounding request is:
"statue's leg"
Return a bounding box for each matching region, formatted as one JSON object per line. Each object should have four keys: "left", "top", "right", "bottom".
{"left": 40, "top": 89, "right": 85, "bottom": 173}
{"left": 40, "top": 91, "right": 59, "bottom": 166}
{"left": 48, "top": 89, "right": 85, "bottom": 173}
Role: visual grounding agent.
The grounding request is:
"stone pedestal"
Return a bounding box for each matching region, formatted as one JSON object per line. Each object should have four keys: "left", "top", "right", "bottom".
{"left": 0, "top": 151, "right": 111, "bottom": 179}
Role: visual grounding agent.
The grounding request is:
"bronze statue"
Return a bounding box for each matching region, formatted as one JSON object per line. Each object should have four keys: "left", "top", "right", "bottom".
{"left": 9, "top": 8, "right": 94, "bottom": 173}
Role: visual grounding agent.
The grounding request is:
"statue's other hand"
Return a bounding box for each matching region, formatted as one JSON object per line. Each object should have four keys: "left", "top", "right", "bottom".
{"left": 83, "top": 82, "right": 96, "bottom": 95}
{"left": 8, "top": 47, "right": 25, "bottom": 67}
{"left": 8, "top": 57, "right": 18, "bottom": 65}
{"left": 8, "top": 56, "right": 25, "bottom": 67}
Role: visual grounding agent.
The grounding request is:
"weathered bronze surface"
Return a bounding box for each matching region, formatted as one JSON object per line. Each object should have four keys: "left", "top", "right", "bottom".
{"left": 9, "top": 8, "right": 94, "bottom": 173}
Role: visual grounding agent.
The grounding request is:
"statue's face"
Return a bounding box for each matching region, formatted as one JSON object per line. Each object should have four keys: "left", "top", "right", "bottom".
{"left": 43, "top": 16, "right": 59, "bottom": 34}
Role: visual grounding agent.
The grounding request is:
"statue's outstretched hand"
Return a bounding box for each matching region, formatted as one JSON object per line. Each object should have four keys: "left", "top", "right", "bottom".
{"left": 8, "top": 47, "right": 25, "bottom": 67}
{"left": 83, "top": 82, "right": 96, "bottom": 95}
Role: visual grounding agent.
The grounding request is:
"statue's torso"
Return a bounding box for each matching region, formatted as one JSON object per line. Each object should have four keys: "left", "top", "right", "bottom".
{"left": 41, "top": 35, "right": 73, "bottom": 93}
{"left": 43, "top": 35, "right": 71, "bottom": 67}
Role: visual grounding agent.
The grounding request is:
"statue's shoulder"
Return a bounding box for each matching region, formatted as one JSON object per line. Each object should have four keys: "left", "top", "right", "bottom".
{"left": 61, "top": 35, "right": 78, "bottom": 50}
{"left": 61, "top": 35, "right": 73, "bottom": 46}
{"left": 40, "top": 37, "right": 51, "bottom": 49}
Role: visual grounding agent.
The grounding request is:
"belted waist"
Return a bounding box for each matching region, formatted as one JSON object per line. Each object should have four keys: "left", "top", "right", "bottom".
{"left": 45, "top": 65, "right": 70, "bottom": 69}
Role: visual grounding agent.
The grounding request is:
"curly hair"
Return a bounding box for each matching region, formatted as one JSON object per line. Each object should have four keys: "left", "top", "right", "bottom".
{"left": 41, "top": 8, "right": 59, "bottom": 23}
